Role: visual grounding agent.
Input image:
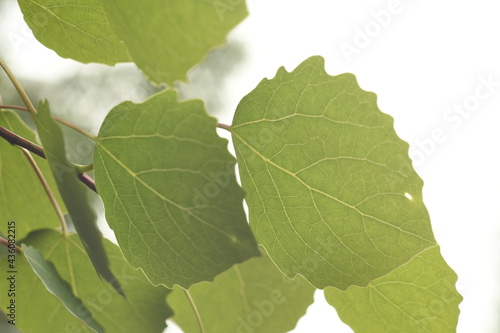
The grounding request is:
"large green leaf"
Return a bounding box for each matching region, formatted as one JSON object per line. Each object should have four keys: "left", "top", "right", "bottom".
{"left": 18, "top": 0, "right": 130, "bottom": 64}
{"left": 1, "top": 229, "right": 173, "bottom": 332}
{"left": 325, "top": 245, "right": 462, "bottom": 332}
{"left": 22, "top": 244, "right": 104, "bottom": 332}
{"left": 0, "top": 110, "right": 64, "bottom": 239}
{"left": 35, "top": 100, "right": 122, "bottom": 295}
{"left": 100, "top": 0, "right": 248, "bottom": 85}
{"left": 231, "top": 56, "right": 446, "bottom": 289}
{"left": 94, "top": 90, "right": 259, "bottom": 288}
{"left": 168, "top": 251, "right": 315, "bottom": 333}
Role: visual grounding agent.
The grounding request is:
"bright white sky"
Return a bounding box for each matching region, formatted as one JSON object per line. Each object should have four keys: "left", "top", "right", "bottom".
{"left": 2, "top": 0, "right": 500, "bottom": 332}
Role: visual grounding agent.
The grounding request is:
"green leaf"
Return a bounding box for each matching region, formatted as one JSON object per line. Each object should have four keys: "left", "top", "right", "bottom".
{"left": 94, "top": 90, "right": 259, "bottom": 288}
{"left": 325, "top": 245, "right": 462, "bottom": 332}
{"left": 18, "top": 0, "right": 131, "bottom": 64}
{"left": 0, "top": 110, "right": 64, "bottom": 239}
{"left": 100, "top": 0, "right": 248, "bottom": 85}
{"left": 168, "top": 251, "right": 315, "bottom": 333}
{"left": 21, "top": 244, "right": 104, "bottom": 333}
{"left": 231, "top": 56, "right": 443, "bottom": 289}
{"left": 1, "top": 240, "right": 94, "bottom": 332}
{"left": 1, "top": 229, "right": 173, "bottom": 332}
{"left": 34, "top": 100, "right": 122, "bottom": 295}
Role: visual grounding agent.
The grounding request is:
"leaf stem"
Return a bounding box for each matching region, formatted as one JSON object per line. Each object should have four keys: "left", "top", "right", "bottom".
{"left": 183, "top": 288, "right": 205, "bottom": 333}
{"left": 55, "top": 116, "right": 96, "bottom": 140}
{"left": 0, "top": 127, "right": 97, "bottom": 193}
{"left": 217, "top": 122, "right": 232, "bottom": 132}
{"left": 18, "top": 147, "right": 68, "bottom": 235}
{"left": 0, "top": 104, "right": 96, "bottom": 141}
{"left": 75, "top": 163, "right": 94, "bottom": 173}
{"left": 0, "top": 59, "right": 37, "bottom": 116}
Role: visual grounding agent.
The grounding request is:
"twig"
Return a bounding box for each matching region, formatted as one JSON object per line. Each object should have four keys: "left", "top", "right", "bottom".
{"left": 0, "top": 127, "right": 97, "bottom": 193}
{"left": 0, "top": 126, "right": 45, "bottom": 158}
{"left": 19, "top": 147, "right": 68, "bottom": 234}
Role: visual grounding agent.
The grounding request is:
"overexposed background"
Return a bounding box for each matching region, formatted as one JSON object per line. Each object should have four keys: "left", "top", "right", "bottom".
{"left": 1, "top": 0, "right": 499, "bottom": 332}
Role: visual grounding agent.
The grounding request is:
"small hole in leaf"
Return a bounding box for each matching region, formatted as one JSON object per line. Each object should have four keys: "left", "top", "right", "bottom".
{"left": 405, "top": 193, "right": 413, "bottom": 200}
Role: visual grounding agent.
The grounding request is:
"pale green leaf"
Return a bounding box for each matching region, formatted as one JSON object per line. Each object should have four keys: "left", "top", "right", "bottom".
{"left": 0, "top": 110, "right": 64, "bottom": 239}
{"left": 325, "top": 245, "right": 462, "bottom": 332}
{"left": 94, "top": 90, "right": 259, "bottom": 288}
{"left": 21, "top": 244, "right": 104, "bottom": 333}
{"left": 1, "top": 229, "right": 172, "bottom": 333}
{"left": 231, "top": 56, "right": 443, "bottom": 289}
{"left": 35, "top": 100, "right": 122, "bottom": 295}
{"left": 168, "top": 251, "right": 315, "bottom": 333}
{"left": 100, "top": 0, "right": 248, "bottom": 85}
{"left": 18, "top": 0, "right": 131, "bottom": 64}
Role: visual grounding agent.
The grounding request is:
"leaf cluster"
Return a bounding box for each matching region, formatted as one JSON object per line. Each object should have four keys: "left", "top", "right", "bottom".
{"left": 0, "top": 1, "right": 461, "bottom": 332}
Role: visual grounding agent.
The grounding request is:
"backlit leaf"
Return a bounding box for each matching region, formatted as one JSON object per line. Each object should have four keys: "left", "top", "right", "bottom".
{"left": 94, "top": 90, "right": 259, "bottom": 288}
{"left": 231, "top": 56, "right": 447, "bottom": 289}
{"left": 18, "top": 0, "right": 130, "bottom": 64}
{"left": 168, "top": 251, "right": 315, "bottom": 333}
{"left": 100, "top": 0, "right": 248, "bottom": 85}
{"left": 325, "top": 246, "right": 462, "bottom": 332}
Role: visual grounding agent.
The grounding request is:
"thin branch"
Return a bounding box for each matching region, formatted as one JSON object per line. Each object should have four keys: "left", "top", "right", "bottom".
{"left": 0, "top": 59, "right": 37, "bottom": 116}
{"left": 55, "top": 116, "right": 96, "bottom": 140}
{"left": 0, "top": 126, "right": 46, "bottom": 158}
{"left": 183, "top": 288, "right": 205, "bottom": 333}
{"left": 217, "top": 122, "right": 231, "bottom": 132}
{"left": 19, "top": 147, "right": 68, "bottom": 234}
{"left": 0, "top": 127, "right": 97, "bottom": 193}
{"left": 0, "top": 104, "right": 96, "bottom": 141}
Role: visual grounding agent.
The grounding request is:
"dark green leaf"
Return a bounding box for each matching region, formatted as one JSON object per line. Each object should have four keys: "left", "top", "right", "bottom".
{"left": 94, "top": 90, "right": 259, "bottom": 288}
{"left": 22, "top": 244, "right": 103, "bottom": 332}
{"left": 0, "top": 229, "right": 172, "bottom": 333}
{"left": 35, "top": 100, "right": 122, "bottom": 295}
